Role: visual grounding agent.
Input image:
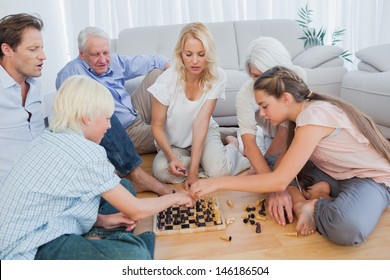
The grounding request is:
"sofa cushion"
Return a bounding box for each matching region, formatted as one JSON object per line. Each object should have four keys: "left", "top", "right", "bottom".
{"left": 118, "top": 24, "right": 183, "bottom": 59}
{"left": 357, "top": 61, "right": 380, "bottom": 73}
{"left": 341, "top": 70, "right": 390, "bottom": 130}
{"left": 293, "top": 45, "right": 344, "bottom": 68}
{"left": 356, "top": 44, "right": 390, "bottom": 72}
{"left": 305, "top": 66, "right": 347, "bottom": 98}
{"left": 206, "top": 22, "right": 239, "bottom": 69}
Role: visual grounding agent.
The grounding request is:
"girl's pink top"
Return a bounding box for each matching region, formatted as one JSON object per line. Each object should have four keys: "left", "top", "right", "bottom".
{"left": 296, "top": 100, "right": 390, "bottom": 187}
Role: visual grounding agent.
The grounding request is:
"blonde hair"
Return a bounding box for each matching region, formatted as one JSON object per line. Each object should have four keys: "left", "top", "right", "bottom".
{"left": 173, "top": 22, "right": 218, "bottom": 92}
{"left": 50, "top": 75, "right": 114, "bottom": 133}
{"left": 254, "top": 66, "right": 390, "bottom": 163}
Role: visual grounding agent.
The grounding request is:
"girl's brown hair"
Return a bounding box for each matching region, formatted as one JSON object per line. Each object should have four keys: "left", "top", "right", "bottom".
{"left": 254, "top": 66, "right": 390, "bottom": 163}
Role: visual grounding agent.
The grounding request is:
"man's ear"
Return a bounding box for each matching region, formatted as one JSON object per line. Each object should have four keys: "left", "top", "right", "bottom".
{"left": 1, "top": 43, "right": 12, "bottom": 57}
{"left": 79, "top": 51, "right": 86, "bottom": 61}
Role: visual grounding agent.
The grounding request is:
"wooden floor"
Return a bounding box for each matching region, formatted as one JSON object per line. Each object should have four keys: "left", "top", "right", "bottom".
{"left": 134, "top": 153, "right": 390, "bottom": 260}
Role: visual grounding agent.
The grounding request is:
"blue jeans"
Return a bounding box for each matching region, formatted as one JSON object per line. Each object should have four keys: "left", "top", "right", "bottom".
{"left": 100, "top": 114, "right": 142, "bottom": 176}
{"left": 34, "top": 179, "right": 156, "bottom": 260}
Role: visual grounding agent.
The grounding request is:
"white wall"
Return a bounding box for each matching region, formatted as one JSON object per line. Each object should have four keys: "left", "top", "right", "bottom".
{"left": 1, "top": 0, "right": 390, "bottom": 96}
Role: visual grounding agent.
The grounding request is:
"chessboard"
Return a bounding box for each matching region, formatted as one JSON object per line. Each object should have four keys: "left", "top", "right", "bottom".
{"left": 153, "top": 196, "right": 226, "bottom": 236}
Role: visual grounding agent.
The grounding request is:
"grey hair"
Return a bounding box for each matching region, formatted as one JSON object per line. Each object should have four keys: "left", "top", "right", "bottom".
{"left": 245, "top": 36, "right": 307, "bottom": 82}
{"left": 78, "top": 26, "right": 110, "bottom": 51}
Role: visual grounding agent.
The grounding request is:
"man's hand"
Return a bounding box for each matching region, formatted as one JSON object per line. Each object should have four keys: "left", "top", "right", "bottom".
{"left": 267, "top": 189, "right": 293, "bottom": 226}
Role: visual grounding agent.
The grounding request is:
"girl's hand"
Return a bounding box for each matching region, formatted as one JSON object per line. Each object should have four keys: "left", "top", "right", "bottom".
{"left": 95, "top": 213, "right": 139, "bottom": 231}
{"left": 189, "top": 178, "right": 218, "bottom": 199}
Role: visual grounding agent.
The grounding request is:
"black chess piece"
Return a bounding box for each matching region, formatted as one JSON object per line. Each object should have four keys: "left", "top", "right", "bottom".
{"left": 255, "top": 222, "right": 261, "bottom": 233}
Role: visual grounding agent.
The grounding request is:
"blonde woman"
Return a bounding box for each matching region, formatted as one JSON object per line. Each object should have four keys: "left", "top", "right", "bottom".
{"left": 149, "top": 22, "right": 250, "bottom": 188}
{"left": 0, "top": 76, "right": 193, "bottom": 260}
{"left": 190, "top": 66, "right": 390, "bottom": 245}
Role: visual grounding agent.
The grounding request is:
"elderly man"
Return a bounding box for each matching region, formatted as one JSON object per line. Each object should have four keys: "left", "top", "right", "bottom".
{"left": 56, "top": 26, "right": 169, "bottom": 155}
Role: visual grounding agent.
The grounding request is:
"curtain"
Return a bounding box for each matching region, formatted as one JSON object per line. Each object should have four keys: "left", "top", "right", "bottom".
{"left": 1, "top": 0, "right": 389, "bottom": 95}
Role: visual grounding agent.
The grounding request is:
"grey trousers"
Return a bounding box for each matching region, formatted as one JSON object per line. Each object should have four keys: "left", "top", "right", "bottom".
{"left": 153, "top": 127, "right": 251, "bottom": 183}
{"left": 294, "top": 160, "right": 390, "bottom": 245}
{"left": 126, "top": 68, "right": 163, "bottom": 155}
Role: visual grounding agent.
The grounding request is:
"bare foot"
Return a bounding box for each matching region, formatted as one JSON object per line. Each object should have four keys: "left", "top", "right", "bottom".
{"left": 125, "top": 166, "right": 174, "bottom": 195}
{"left": 225, "top": 135, "right": 239, "bottom": 149}
{"left": 302, "top": 181, "right": 330, "bottom": 200}
{"left": 293, "top": 199, "right": 317, "bottom": 236}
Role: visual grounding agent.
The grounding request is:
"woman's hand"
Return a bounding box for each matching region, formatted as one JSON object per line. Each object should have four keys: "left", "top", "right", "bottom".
{"left": 184, "top": 173, "right": 198, "bottom": 190}
{"left": 95, "top": 213, "right": 139, "bottom": 232}
{"left": 168, "top": 157, "right": 187, "bottom": 177}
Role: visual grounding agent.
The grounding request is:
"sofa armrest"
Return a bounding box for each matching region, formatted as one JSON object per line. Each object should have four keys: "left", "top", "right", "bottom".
{"left": 356, "top": 44, "right": 390, "bottom": 72}
{"left": 293, "top": 45, "right": 344, "bottom": 68}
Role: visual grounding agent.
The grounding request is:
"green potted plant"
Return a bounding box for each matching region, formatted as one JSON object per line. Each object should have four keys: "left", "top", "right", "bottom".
{"left": 297, "top": 4, "right": 352, "bottom": 62}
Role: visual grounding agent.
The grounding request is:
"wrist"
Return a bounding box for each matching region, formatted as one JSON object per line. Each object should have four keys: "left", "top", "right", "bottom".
{"left": 95, "top": 214, "right": 106, "bottom": 228}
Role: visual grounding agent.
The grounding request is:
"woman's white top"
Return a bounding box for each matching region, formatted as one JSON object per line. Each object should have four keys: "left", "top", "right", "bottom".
{"left": 148, "top": 67, "right": 226, "bottom": 148}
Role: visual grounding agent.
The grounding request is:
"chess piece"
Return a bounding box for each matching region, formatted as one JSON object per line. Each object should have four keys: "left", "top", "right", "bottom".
{"left": 220, "top": 235, "right": 232, "bottom": 241}
{"left": 284, "top": 208, "right": 290, "bottom": 224}
{"left": 285, "top": 232, "right": 298, "bottom": 237}
{"left": 255, "top": 222, "right": 261, "bottom": 233}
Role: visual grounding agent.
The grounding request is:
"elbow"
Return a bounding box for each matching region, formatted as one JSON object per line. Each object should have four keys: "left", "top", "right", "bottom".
{"left": 131, "top": 213, "right": 145, "bottom": 221}
{"left": 243, "top": 145, "right": 250, "bottom": 157}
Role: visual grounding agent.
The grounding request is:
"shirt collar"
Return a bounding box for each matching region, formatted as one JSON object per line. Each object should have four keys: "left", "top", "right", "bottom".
{"left": 76, "top": 56, "right": 113, "bottom": 77}
{"left": 0, "top": 65, "right": 17, "bottom": 89}
{"left": 0, "top": 65, "right": 37, "bottom": 89}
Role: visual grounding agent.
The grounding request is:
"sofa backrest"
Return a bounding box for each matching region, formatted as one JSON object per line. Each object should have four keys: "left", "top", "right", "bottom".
{"left": 233, "top": 19, "right": 305, "bottom": 69}
{"left": 114, "top": 19, "right": 306, "bottom": 71}
{"left": 116, "top": 21, "right": 239, "bottom": 70}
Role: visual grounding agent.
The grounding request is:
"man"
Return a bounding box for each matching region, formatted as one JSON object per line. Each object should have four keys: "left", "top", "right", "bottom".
{"left": 0, "top": 13, "right": 46, "bottom": 183}
{"left": 56, "top": 26, "right": 170, "bottom": 155}
{"left": 0, "top": 13, "right": 171, "bottom": 196}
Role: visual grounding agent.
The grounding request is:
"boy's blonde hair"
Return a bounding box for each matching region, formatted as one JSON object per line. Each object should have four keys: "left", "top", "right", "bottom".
{"left": 50, "top": 75, "right": 114, "bottom": 133}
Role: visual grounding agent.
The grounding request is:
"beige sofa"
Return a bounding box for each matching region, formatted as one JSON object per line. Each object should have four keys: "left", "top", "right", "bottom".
{"left": 112, "top": 19, "right": 348, "bottom": 127}
{"left": 340, "top": 44, "right": 390, "bottom": 138}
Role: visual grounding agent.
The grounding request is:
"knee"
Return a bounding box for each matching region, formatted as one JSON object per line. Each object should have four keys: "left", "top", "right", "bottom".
{"left": 152, "top": 163, "right": 184, "bottom": 184}
{"left": 204, "top": 164, "right": 231, "bottom": 178}
{"left": 328, "top": 222, "right": 367, "bottom": 246}
{"left": 319, "top": 208, "right": 367, "bottom": 245}
{"left": 147, "top": 68, "right": 163, "bottom": 81}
